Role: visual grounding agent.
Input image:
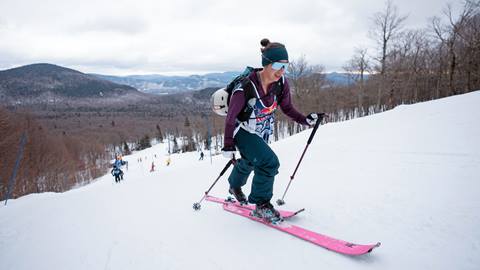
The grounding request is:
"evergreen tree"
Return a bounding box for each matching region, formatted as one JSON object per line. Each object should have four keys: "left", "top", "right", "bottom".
{"left": 123, "top": 141, "right": 131, "bottom": 155}
{"left": 156, "top": 124, "right": 163, "bottom": 142}
{"left": 138, "top": 135, "right": 151, "bottom": 150}
{"left": 172, "top": 136, "right": 180, "bottom": 153}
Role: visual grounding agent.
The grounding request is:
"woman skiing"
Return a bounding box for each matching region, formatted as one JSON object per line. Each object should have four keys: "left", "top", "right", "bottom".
{"left": 221, "top": 38, "right": 324, "bottom": 222}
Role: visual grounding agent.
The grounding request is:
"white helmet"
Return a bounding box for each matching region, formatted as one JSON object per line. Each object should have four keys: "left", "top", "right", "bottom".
{"left": 211, "top": 88, "right": 229, "bottom": 116}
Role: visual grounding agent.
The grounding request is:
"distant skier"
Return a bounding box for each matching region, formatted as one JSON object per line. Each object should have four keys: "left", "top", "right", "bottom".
{"left": 199, "top": 151, "right": 204, "bottom": 160}
{"left": 220, "top": 38, "right": 325, "bottom": 222}
{"left": 150, "top": 161, "right": 155, "bottom": 172}
{"left": 166, "top": 156, "right": 171, "bottom": 166}
{"left": 112, "top": 154, "right": 127, "bottom": 181}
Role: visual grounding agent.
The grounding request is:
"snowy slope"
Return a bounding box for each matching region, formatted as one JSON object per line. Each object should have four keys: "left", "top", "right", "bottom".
{"left": 1, "top": 91, "right": 480, "bottom": 270}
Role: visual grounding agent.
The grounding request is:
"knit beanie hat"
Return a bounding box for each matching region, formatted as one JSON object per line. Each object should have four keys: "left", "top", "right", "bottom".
{"left": 260, "top": 38, "right": 289, "bottom": 66}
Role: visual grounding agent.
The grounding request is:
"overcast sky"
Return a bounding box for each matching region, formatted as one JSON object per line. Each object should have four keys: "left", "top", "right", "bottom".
{"left": 0, "top": 0, "right": 461, "bottom": 75}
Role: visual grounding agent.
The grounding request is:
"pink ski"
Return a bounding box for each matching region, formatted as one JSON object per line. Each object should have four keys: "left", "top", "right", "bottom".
{"left": 223, "top": 203, "right": 381, "bottom": 256}
{"left": 205, "top": 195, "right": 304, "bottom": 219}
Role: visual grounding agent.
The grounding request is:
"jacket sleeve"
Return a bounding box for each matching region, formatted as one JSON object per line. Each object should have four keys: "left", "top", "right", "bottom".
{"left": 224, "top": 90, "right": 246, "bottom": 148}
{"left": 279, "top": 79, "right": 309, "bottom": 125}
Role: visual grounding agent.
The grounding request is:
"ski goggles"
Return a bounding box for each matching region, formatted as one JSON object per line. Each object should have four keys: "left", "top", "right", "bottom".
{"left": 262, "top": 54, "right": 289, "bottom": 71}
{"left": 271, "top": 62, "right": 289, "bottom": 71}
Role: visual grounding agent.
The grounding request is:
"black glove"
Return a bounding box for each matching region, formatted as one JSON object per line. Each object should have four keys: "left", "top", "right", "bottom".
{"left": 221, "top": 145, "right": 236, "bottom": 159}
{"left": 306, "top": 112, "right": 327, "bottom": 126}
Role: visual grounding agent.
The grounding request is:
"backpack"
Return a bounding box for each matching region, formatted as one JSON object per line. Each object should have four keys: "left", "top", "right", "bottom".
{"left": 211, "top": 67, "right": 284, "bottom": 122}
{"left": 112, "top": 167, "right": 121, "bottom": 176}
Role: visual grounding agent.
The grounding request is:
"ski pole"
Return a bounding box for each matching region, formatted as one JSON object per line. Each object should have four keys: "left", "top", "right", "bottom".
{"left": 276, "top": 118, "right": 322, "bottom": 206}
{"left": 193, "top": 157, "right": 235, "bottom": 211}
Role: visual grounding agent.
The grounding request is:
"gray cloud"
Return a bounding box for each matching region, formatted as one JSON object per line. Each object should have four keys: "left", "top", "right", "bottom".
{"left": 70, "top": 17, "right": 148, "bottom": 35}
{"left": 0, "top": 0, "right": 459, "bottom": 75}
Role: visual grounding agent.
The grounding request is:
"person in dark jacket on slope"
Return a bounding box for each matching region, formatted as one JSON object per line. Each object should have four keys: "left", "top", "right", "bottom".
{"left": 222, "top": 38, "right": 325, "bottom": 222}
{"left": 112, "top": 154, "right": 126, "bottom": 181}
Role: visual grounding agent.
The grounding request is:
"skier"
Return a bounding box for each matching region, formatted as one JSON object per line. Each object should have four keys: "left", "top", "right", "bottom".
{"left": 166, "top": 156, "right": 171, "bottom": 166}
{"left": 221, "top": 38, "right": 324, "bottom": 222}
{"left": 150, "top": 161, "right": 155, "bottom": 172}
{"left": 199, "top": 151, "right": 204, "bottom": 160}
{"left": 112, "top": 154, "right": 126, "bottom": 181}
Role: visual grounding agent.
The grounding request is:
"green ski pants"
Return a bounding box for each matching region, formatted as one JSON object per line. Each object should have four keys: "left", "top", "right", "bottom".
{"left": 228, "top": 128, "right": 280, "bottom": 204}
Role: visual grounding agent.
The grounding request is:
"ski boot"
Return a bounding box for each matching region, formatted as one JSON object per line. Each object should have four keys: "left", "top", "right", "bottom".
{"left": 252, "top": 201, "right": 283, "bottom": 224}
{"left": 228, "top": 187, "right": 248, "bottom": 205}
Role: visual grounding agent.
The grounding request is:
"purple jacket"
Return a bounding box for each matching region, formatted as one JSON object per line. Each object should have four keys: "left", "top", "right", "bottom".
{"left": 224, "top": 71, "right": 308, "bottom": 147}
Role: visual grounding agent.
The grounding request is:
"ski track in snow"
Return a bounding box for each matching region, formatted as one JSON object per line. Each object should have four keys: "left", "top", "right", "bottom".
{"left": 1, "top": 91, "right": 480, "bottom": 270}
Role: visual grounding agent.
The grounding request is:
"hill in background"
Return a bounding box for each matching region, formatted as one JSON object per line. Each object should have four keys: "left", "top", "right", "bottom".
{"left": 0, "top": 63, "right": 148, "bottom": 105}
{"left": 92, "top": 71, "right": 357, "bottom": 95}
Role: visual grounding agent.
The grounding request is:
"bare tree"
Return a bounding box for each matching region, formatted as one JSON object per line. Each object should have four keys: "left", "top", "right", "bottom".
{"left": 370, "top": 0, "right": 408, "bottom": 75}
{"left": 343, "top": 47, "right": 371, "bottom": 114}
{"left": 456, "top": 1, "right": 480, "bottom": 91}
{"left": 387, "top": 29, "right": 432, "bottom": 103}
{"left": 431, "top": 0, "right": 479, "bottom": 95}
{"left": 369, "top": 0, "right": 408, "bottom": 110}
{"left": 288, "top": 56, "right": 325, "bottom": 108}
{"left": 344, "top": 47, "right": 371, "bottom": 83}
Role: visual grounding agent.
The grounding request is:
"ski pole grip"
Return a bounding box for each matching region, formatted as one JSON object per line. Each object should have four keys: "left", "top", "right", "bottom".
{"left": 307, "top": 117, "right": 321, "bottom": 145}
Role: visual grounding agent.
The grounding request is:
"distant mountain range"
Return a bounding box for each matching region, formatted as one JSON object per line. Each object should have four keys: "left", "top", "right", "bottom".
{"left": 0, "top": 63, "right": 149, "bottom": 105}
{"left": 0, "top": 63, "right": 362, "bottom": 106}
{"left": 92, "top": 71, "right": 359, "bottom": 95}
{"left": 91, "top": 72, "right": 239, "bottom": 95}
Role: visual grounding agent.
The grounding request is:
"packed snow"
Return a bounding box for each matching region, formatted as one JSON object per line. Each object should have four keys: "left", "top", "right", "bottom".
{"left": 1, "top": 91, "right": 480, "bottom": 270}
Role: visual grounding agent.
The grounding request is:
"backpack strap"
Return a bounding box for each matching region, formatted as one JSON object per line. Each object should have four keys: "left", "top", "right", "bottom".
{"left": 242, "top": 77, "right": 257, "bottom": 101}
{"left": 236, "top": 78, "right": 256, "bottom": 122}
